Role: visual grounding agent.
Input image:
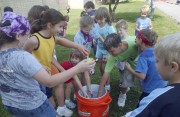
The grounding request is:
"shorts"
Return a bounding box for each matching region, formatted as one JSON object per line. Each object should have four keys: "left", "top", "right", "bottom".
{"left": 46, "top": 87, "right": 53, "bottom": 98}
{"left": 5, "top": 99, "right": 56, "bottom": 117}
{"left": 96, "top": 46, "right": 108, "bottom": 59}
{"left": 119, "top": 69, "right": 135, "bottom": 88}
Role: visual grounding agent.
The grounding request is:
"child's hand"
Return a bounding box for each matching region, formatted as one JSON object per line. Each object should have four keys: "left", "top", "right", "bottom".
{"left": 125, "top": 62, "right": 132, "bottom": 71}
{"left": 87, "top": 90, "right": 93, "bottom": 98}
{"left": 76, "top": 59, "right": 96, "bottom": 73}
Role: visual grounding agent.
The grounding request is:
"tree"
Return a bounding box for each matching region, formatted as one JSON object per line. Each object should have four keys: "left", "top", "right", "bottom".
{"left": 108, "top": 0, "right": 119, "bottom": 21}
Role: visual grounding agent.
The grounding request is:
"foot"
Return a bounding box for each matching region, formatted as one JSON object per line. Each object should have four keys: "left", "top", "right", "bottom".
{"left": 65, "top": 100, "right": 76, "bottom": 109}
{"left": 56, "top": 106, "right": 73, "bottom": 117}
{"left": 117, "top": 93, "right": 126, "bottom": 107}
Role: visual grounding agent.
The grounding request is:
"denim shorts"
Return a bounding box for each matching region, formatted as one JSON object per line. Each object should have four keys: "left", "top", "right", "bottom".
{"left": 5, "top": 99, "right": 56, "bottom": 117}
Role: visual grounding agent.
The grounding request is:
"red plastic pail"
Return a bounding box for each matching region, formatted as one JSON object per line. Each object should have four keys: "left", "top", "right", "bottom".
{"left": 76, "top": 84, "right": 112, "bottom": 117}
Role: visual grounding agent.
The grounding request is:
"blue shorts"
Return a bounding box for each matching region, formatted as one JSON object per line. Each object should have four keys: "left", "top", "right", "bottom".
{"left": 5, "top": 99, "right": 56, "bottom": 117}
{"left": 96, "top": 46, "right": 108, "bottom": 59}
{"left": 46, "top": 87, "right": 53, "bottom": 98}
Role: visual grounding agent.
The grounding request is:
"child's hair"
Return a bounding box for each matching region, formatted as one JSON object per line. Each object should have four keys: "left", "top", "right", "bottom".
{"left": 95, "top": 7, "right": 112, "bottom": 25}
{"left": 84, "top": 1, "right": 95, "bottom": 9}
{"left": 137, "top": 29, "right": 158, "bottom": 46}
{"left": 80, "top": 11, "right": 88, "bottom": 17}
{"left": 0, "top": 12, "right": 30, "bottom": 47}
{"left": 43, "top": 5, "right": 50, "bottom": 10}
{"left": 80, "top": 15, "right": 94, "bottom": 28}
{"left": 70, "top": 49, "right": 84, "bottom": 60}
{"left": 154, "top": 33, "right": 180, "bottom": 65}
{"left": 116, "top": 19, "right": 128, "bottom": 32}
{"left": 103, "top": 33, "right": 122, "bottom": 51}
{"left": 27, "top": 5, "right": 46, "bottom": 25}
{"left": 4, "top": 6, "right": 13, "bottom": 12}
{"left": 30, "top": 8, "right": 65, "bottom": 34}
{"left": 140, "top": 5, "right": 150, "bottom": 14}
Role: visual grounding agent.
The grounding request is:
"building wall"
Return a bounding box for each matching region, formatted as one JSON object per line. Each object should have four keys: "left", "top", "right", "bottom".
{"left": 0, "top": 0, "right": 95, "bottom": 19}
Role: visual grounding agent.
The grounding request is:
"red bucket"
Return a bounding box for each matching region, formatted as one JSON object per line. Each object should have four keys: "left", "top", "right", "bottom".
{"left": 76, "top": 84, "right": 112, "bottom": 117}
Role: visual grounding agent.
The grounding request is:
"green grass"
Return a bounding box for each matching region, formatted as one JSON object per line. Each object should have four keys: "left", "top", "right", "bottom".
{"left": 1, "top": 1, "right": 180, "bottom": 117}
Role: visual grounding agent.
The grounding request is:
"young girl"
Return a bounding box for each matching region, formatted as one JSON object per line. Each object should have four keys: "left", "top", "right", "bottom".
{"left": 0, "top": 12, "right": 95, "bottom": 117}
{"left": 94, "top": 7, "right": 115, "bottom": 91}
{"left": 125, "top": 29, "right": 167, "bottom": 107}
{"left": 135, "top": 5, "right": 152, "bottom": 36}
{"left": 23, "top": 8, "right": 87, "bottom": 116}
{"left": 74, "top": 15, "right": 100, "bottom": 87}
{"left": 58, "top": 49, "right": 92, "bottom": 110}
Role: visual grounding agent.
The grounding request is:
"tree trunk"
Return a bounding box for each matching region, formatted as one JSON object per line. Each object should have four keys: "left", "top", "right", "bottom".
{"left": 108, "top": 0, "right": 119, "bottom": 22}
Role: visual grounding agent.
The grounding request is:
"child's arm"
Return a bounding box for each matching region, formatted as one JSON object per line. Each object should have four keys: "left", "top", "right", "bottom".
{"left": 149, "top": 20, "right": 153, "bottom": 30}
{"left": 55, "top": 37, "right": 87, "bottom": 55}
{"left": 52, "top": 57, "right": 65, "bottom": 72}
{"left": 84, "top": 71, "right": 92, "bottom": 97}
{"left": 73, "top": 75, "right": 88, "bottom": 97}
{"left": 135, "top": 21, "right": 140, "bottom": 32}
{"left": 34, "top": 59, "right": 95, "bottom": 88}
{"left": 99, "top": 35, "right": 104, "bottom": 43}
{"left": 125, "top": 62, "right": 146, "bottom": 80}
{"left": 22, "top": 36, "right": 39, "bottom": 53}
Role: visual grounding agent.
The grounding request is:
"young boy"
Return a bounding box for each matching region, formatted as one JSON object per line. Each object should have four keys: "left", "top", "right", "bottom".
{"left": 135, "top": 5, "right": 152, "bottom": 36}
{"left": 126, "top": 32, "right": 180, "bottom": 117}
{"left": 125, "top": 29, "right": 167, "bottom": 107}
{"left": 97, "top": 33, "right": 138, "bottom": 107}
{"left": 84, "top": 1, "right": 96, "bottom": 17}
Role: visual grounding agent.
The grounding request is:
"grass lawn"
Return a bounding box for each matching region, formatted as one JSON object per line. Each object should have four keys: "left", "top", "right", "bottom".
{"left": 1, "top": 1, "right": 180, "bottom": 117}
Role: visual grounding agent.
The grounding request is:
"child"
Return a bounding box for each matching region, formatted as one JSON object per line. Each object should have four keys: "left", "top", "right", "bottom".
{"left": 94, "top": 7, "right": 115, "bottom": 90}
{"left": 84, "top": 1, "right": 96, "bottom": 18}
{"left": 135, "top": 5, "right": 152, "bottom": 36}
{"left": 115, "top": 19, "right": 137, "bottom": 107}
{"left": 0, "top": 11, "right": 95, "bottom": 117}
{"left": 59, "top": 49, "right": 92, "bottom": 109}
{"left": 126, "top": 33, "right": 180, "bottom": 117}
{"left": 27, "top": 5, "right": 46, "bottom": 25}
{"left": 84, "top": 1, "right": 97, "bottom": 55}
{"left": 149, "top": 0, "right": 156, "bottom": 18}
{"left": 97, "top": 33, "right": 138, "bottom": 103}
{"left": 3, "top": 6, "right": 13, "bottom": 12}
{"left": 74, "top": 15, "right": 98, "bottom": 88}
{"left": 58, "top": 15, "right": 69, "bottom": 38}
{"left": 125, "top": 29, "right": 167, "bottom": 107}
{"left": 23, "top": 9, "right": 87, "bottom": 116}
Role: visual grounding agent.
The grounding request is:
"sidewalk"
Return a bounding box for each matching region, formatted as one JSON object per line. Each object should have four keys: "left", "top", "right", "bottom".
{"left": 155, "top": 1, "right": 180, "bottom": 23}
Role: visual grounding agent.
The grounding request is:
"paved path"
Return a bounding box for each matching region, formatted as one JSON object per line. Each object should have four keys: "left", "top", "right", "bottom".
{"left": 155, "top": 1, "right": 180, "bottom": 23}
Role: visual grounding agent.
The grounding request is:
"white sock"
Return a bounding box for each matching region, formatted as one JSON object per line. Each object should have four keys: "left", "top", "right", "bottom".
{"left": 57, "top": 105, "right": 65, "bottom": 109}
{"left": 65, "top": 99, "right": 70, "bottom": 103}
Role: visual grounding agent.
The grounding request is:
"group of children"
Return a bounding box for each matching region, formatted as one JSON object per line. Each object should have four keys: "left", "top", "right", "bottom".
{"left": 1, "top": 1, "right": 180, "bottom": 117}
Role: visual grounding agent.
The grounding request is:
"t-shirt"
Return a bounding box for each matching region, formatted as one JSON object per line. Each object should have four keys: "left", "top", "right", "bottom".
{"left": 94, "top": 23, "right": 115, "bottom": 49}
{"left": 60, "top": 61, "right": 74, "bottom": 84}
{"left": 105, "top": 36, "right": 138, "bottom": 73}
{"left": 135, "top": 48, "right": 167, "bottom": 93}
{"left": 129, "top": 84, "right": 180, "bottom": 117}
{"left": 0, "top": 48, "right": 46, "bottom": 110}
{"left": 135, "top": 17, "right": 151, "bottom": 36}
{"left": 74, "top": 29, "right": 100, "bottom": 53}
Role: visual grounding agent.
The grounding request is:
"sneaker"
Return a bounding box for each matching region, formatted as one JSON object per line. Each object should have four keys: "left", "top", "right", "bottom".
{"left": 65, "top": 100, "right": 76, "bottom": 109}
{"left": 105, "top": 85, "right": 111, "bottom": 92}
{"left": 56, "top": 106, "right": 73, "bottom": 117}
{"left": 117, "top": 93, "right": 126, "bottom": 107}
